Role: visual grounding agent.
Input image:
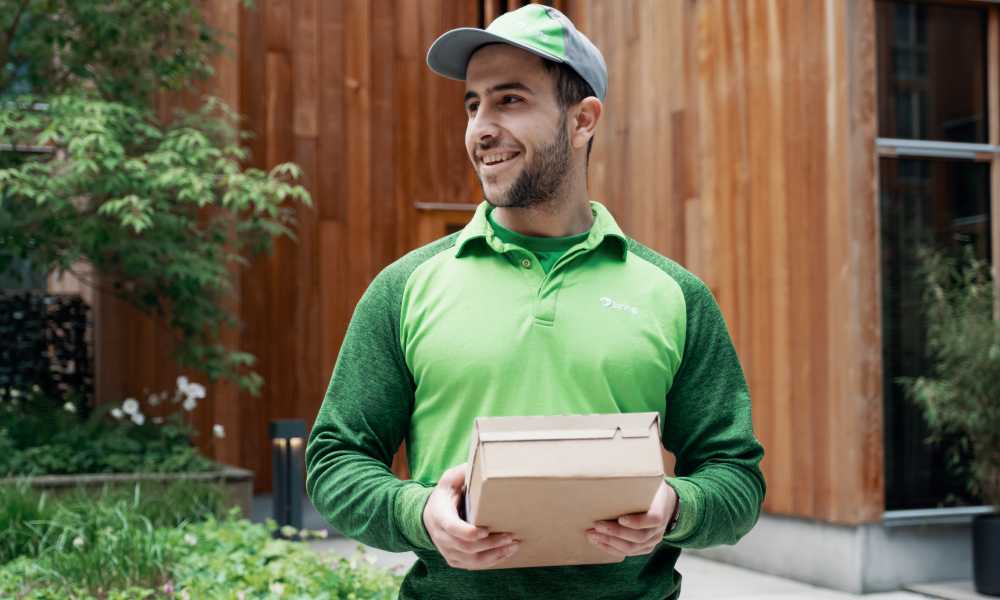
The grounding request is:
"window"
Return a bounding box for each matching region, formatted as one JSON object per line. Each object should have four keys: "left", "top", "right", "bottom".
{"left": 876, "top": 0, "right": 997, "bottom": 511}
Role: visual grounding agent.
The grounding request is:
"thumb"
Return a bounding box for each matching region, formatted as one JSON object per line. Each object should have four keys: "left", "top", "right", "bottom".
{"left": 438, "top": 463, "right": 468, "bottom": 490}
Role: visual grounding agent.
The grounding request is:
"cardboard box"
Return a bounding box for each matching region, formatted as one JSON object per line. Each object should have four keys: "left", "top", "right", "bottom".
{"left": 463, "top": 412, "right": 664, "bottom": 570}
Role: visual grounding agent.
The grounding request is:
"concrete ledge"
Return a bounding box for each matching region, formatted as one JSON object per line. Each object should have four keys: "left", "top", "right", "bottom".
{"left": 689, "top": 511, "right": 974, "bottom": 594}
{"left": 1, "top": 464, "right": 254, "bottom": 517}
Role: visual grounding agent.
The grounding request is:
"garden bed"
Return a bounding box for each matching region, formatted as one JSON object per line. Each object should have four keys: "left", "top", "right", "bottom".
{"left": 0, "top": 464, "right": 253, "bottom": 517}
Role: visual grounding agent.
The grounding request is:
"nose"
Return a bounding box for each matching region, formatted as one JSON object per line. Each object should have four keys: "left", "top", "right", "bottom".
{"left": 467, "top": 105, "right": 500, "bottom": 148}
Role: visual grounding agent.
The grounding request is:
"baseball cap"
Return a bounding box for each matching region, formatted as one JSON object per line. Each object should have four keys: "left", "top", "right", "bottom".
{"left": 426, "top": 4, "right": 608, "bottom": 102}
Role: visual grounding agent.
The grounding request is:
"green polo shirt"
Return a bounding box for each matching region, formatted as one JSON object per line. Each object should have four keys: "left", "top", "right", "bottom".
{"left": 306, "top": 201, "right": 765, "bottom": 600}
{"left": 486, "top": 209, "right": 589, "bottom": 273}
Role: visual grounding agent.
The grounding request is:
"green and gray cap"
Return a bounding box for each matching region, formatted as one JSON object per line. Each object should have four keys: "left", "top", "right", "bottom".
{"left": 426, "top": 4, "right": 608, "bottom": 101}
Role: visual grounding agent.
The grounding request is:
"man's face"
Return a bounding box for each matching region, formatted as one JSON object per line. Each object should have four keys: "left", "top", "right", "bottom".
{"left": 463, "top": 44, "right": 571, "bottom": 209}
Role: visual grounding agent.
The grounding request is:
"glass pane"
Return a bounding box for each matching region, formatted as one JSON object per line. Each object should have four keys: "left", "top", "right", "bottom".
{"left": 876, "top": 1, "right": 989, "bottom": 143}
{"left": 880, "top": 157, "right": 991, "bottom": 510}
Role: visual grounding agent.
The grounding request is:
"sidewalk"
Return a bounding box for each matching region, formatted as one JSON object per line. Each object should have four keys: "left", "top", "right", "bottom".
{"left": 252, "top": 495, "right": 971, "bottom": 599}
{"left": 309, "top": 536, "right": 929, "bottom": 600}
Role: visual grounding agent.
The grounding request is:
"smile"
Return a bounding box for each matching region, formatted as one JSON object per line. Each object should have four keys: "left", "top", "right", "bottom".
{"left": 479, "top": 151, "right": 521, "bottom": 174}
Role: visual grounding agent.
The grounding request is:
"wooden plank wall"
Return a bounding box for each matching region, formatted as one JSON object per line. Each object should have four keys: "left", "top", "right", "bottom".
{"left": 579, "top": 0, "right": 883, "bottom": 524}
{"left": 96, "top": 0, "right": 884, "bottom": 523}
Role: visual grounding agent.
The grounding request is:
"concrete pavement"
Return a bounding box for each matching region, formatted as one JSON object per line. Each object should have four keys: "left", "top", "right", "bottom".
{"left": 309, "top": 536, "right": 932, "bottom": 599}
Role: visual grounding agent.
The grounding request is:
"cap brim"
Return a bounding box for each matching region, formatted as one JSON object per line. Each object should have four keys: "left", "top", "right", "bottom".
{"left": 426, "top": 28, "right": 564, "bottom": 81}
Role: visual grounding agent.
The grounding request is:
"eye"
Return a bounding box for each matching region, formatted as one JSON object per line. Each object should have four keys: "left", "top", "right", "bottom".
{"left": 501, "top": 95, "right": 522, "bottom": 105}
{"left": 465, "top": 101, "right": 479, "bottom": 116}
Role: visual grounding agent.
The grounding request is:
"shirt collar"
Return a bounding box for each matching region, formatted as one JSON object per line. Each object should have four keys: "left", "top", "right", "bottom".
{"left": 454, "top": 201, "right": 629, "bottom": 260}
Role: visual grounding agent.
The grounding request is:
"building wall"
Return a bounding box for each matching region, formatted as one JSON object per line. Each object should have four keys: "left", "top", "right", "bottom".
{"left": 96, "top": 0, "right": 885, "bottom": 523}
{"left": 577, "top": 0, "right": 883, "bottom": 524}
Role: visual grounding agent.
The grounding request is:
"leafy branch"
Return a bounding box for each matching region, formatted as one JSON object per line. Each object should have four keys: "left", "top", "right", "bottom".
{"left": 899, "top": 246, "right": 1000, "bottom": 506}
{"left": 1, "top": 93, "right": 311, "bottom": 393}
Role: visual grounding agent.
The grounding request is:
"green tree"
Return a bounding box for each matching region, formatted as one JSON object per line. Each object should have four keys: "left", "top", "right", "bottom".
{"left": 0, "top": 1, "right": 310, "bottom": 393}
{"left": 901, "top": 247, "right": 1000, "bottom": 507}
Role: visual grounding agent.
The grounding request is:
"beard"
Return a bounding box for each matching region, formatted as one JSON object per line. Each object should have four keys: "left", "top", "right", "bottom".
{"left": 479, "top": 115, "right": 571, "bottom": 210}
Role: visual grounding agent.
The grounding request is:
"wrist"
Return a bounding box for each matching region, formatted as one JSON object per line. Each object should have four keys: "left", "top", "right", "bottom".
{"left": 665, "top": 490, "right": 681, "bottom": 534}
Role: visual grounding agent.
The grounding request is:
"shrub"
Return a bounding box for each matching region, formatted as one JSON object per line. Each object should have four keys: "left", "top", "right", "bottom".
{"left": 900, "top": 246, "right": 1000, "bottom": 507}
{"left": 0, "top": 381, "right": 217, "bottom": 477}
{"left": 0, "top": 510, "right": 403, "bottom": 599}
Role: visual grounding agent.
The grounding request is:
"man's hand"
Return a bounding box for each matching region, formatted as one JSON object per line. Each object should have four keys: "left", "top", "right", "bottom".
{"left": 423, "top": 463, "right": 520, "bottom": 569}
{"left": 586, "top": 479, "right": 677, "bottom": 558}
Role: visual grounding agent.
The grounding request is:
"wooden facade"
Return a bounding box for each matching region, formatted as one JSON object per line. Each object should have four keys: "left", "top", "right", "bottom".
{"left": 94, "top": 0, "right": 900, "bottom": 524}
{"left": 572, "top": 0, "right": 883, "bottom": 524}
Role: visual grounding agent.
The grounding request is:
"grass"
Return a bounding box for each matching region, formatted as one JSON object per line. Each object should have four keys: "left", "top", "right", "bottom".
{"left": 0, "top": 512, "right": 404, "bottom": 599}
{"left": 0, "top": 479, "right": 226, "bottom": 565}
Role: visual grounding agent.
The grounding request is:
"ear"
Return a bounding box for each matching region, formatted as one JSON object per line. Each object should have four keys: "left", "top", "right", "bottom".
{"left": 570, "top": 97, "right": 602, "bottom": 150}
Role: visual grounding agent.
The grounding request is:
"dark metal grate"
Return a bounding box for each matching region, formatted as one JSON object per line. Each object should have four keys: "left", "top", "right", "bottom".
{"left": 0, "top": 292, "right": 94, "bottom": 415}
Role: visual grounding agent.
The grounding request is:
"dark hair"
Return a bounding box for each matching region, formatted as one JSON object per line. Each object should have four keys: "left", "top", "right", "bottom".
{"left": 540, "top": 60, "right": 596, "bottom": 164}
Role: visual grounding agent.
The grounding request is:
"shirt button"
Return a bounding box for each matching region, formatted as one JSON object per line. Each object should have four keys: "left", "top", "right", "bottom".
{"left": 520, "top": 258, "right": 532, "bottom": 269}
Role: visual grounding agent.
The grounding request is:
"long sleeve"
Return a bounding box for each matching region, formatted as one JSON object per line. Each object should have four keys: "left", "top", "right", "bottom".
{"left": 305, "top": 259, "right": 440, "bottom": 553}
{"left": 661, "top": 277, "right": 766, "bottom": 548}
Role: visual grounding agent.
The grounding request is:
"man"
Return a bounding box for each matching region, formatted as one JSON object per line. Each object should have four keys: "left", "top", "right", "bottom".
{"left": 306, "top": 5, "right": 765, "bottom": 599}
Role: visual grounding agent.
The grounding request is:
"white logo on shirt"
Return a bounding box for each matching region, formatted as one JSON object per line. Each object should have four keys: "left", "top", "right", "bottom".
{"left": 600, "top": 297, "right": 640, "bottom": 316}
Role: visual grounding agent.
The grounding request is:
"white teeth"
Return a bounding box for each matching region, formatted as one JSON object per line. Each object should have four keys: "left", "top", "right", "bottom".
{"left": 483, "top": 152, "right": 517, "bottom": 165}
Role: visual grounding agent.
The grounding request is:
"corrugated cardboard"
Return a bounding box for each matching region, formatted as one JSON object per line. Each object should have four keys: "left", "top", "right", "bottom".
{"left": 463, "top": 412, "right": 664, "bottom": 570}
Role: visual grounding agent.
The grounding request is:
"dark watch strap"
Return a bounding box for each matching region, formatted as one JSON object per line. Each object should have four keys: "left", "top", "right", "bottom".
{"left": 665, "top": 494, "right": 681, "bottom": 534}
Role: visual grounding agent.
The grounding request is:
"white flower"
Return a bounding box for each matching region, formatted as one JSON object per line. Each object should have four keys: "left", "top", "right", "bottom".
{"left": 10, "top": 389, "right": 20, "bottom": 398}
{"left": 131, "top": 413, "right": 145, "bottom": 426}
{"left": 269, "top": 582, "right": 285, "bottom": 596}
{"left": 314, "top": 529, "right": 328, "bottom": 539}
{"left": 72, "top": 536, "right": 85, "bottom": 549}
{"left": 147, "top": 392, "right": 161, "bottom": 406}
{"left": 63, "top": 402, "right": 76, "bottom": 413}
{"left": 111, "top": 408, "right": 124, "bottom": 419}
{"left": 182, "top": 397, "right": 197, "bottom": 412}
{"left": 279, "top": 525, "right": 298, "bottom": 538}
{"left": 212, "top": 424, "right": 225, "bottom": 439}
{"left": 187, "top": 382, "right": 206, "bottom": 399}
{"left": 122, "top": 398, "right": 139, "bottom": 415}
{"left": 183, "top": 533, "right": 197, "bottom": 546}
{"left": 177, "top": 375, "right": 189, "bottom": 391}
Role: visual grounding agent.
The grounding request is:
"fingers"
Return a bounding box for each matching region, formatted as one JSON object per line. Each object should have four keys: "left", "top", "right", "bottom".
{"left": 439, "top": 505, "right": 488, "bottom": 542}
{"left": 617, "top": 511, "right": 664, "bottom": 530}
{"left": 591, "top": 520, "right": 662, "bottom": 545}
{"left": 440, "top": 532, "right": 519, "bottom": 560}
{"left": 446, "top": 538, "right": 521, "bottom": 570}
{"left": 587, "top": 533, "right": 627, "bottom": 559}
{"left": 425, "top": 462, "right": 521, "bottom": 569}
{"left": 587, "top": 528, "right": 659, "bottom": 556}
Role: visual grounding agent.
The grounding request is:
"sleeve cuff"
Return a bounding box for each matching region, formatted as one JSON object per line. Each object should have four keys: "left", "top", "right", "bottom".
{"left": 394, "top": 483, "right": 437, "bottom": 551}
{"left": 662, "top": 476, "right": 703, "bottom": 543}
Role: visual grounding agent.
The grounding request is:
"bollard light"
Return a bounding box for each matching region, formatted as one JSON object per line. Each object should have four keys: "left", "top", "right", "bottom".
{"left": 270, "top": 419, "right": 306, "bottom": 535}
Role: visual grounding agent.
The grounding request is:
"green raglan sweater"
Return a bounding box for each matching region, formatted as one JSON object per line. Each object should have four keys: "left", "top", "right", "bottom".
{"left": 306, "top": 201, "right": 765, "bottom": 600}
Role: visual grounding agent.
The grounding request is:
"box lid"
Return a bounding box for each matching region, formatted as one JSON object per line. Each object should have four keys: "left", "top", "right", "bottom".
{"left": 468, "top": 412, "right": 662, "bottom": 480}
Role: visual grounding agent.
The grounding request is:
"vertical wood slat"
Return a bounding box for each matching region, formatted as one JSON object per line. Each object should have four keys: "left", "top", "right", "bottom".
{"left": 989, "top": 9, "right": 1000, "bottom": 296}
{"left": 317, "top": 0, "right": 346, "bottom": 221}
{"left": 845, "top": 0, "right": 883, "bottom": 523}
{"left": 371, "top": 0, "right": 397, "bottom": 267}
{"left": 344, "top": 0, "right": 374, "bottom": 311}
{"left": 293, "top": 0, "right": 320, "bottom": 139}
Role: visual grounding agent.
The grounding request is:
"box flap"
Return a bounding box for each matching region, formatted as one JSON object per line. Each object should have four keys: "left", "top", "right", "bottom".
{"left": 471, "top": 412, "right": 662, "bottom": 480}
{"left": 475, "top": 412, "right": 659, "bottom": 437}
